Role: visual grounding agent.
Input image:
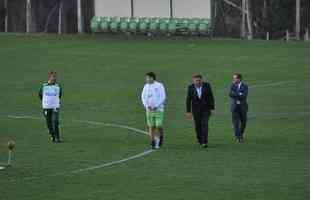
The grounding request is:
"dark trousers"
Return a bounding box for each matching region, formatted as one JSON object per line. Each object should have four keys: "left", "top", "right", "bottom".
{"left": 193, "top": 111, "right": 210, "bottom": 144}
{"left": 43, "top": 109, "right": 60, "bottom": 140}
{"left": 232, "top": 107, "right": 247, "bottom": 139}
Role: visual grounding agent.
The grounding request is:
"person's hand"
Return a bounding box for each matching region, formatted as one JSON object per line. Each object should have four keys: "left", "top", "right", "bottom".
{"left": 148, "top": 107, "right": 157, "bottom": 112}
{"left": 185, "top": 112, "right": 193, "bottom": 119}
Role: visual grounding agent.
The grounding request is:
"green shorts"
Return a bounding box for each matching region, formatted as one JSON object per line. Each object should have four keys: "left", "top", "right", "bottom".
{"left": 146, "top": 111, "right": 164, "bottom": 128}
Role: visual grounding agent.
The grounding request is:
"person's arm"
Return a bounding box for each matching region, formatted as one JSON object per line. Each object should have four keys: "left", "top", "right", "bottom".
{"left": 141, "top": 85, "right": 148, "bottom": 108}
{"left": 154, "top": 83, "right": 166, "bottom": 109}
{"left": 38, "top": 85, "right": 43, "bottom": 100}
{"left": 229, "top": 84, "right": 238, "bottom": 99}
{"left": 186, "top": 85, "right": 192, "bottom": 113}
{"left": 230, "top": 84, "right": 248, "bottom": 100}
{"left": 59, "top": 84, "right": 63, "bottom": 99}
{"left": 208, "top": 83, "right": 215, "bottom": 110}
{"left": 237, "top": 84, "right": 248, "bottom": 101}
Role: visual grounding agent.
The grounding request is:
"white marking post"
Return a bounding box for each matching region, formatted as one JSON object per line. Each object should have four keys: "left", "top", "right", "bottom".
{"left": 7, "top": 150, "right": 12, "bottom": 166}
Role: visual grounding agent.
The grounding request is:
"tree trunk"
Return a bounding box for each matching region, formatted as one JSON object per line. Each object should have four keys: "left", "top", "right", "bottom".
{"left": 241, "top": 0, "right": 246, "bottom": 38}
{"left": 262, "top": 0, "right": 267, "bottom": 19}
{"left": 4, "top": 0, "right": 8, "bottom": 32}
{"left": 44, "top": 3, "right": 59, "bottom": 33}
{"left": 245, "top": 0, "right": 253, "bottom": 39}
{"left": 58, "top": 0, "right": 63, "bottom": 34}
{"left": 222, "top": 0, "right": 253, "bottom": 39}
{"left": 296, "top": 0, "right": 300, "bottom": 40}
{"left": 77, "top": 0, "right": 83, "bottom": 33}
{"left": 26, "top": 0, "right": 32, "bottom": 33}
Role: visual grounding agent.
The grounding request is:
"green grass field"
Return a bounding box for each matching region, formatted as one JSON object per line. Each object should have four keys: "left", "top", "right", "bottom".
{"left": 0, "top": 34, "right": 310, "bottom": 200}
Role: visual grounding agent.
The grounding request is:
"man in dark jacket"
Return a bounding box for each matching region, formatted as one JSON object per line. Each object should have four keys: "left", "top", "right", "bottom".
{"left": 229, "top": 73, "right": 248, "bottom": 143}
{"left": 186, "top": 74, "right": 215, "bottom": 148}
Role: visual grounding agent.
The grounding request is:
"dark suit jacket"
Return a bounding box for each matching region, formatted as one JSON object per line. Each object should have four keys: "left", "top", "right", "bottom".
{"left": 186, "top": 82, "right": 215, "bottom": 114}
{"left": 229, "top": 82, "right": 248, "bottom": 112}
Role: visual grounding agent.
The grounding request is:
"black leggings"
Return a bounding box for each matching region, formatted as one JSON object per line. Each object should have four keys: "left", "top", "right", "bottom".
{"left": 43, "top": 109, "right": 60, "bottom": 140}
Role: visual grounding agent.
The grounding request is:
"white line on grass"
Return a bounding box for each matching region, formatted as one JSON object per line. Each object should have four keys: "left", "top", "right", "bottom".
{"left": 75, "top": 120, "right": 149, "bottom": 136}
{"left": 3, "top": 115, "right": 153, "bottom": 182}
{"left": 249, "top": 81, "right": 296, "bottom": 89}
{"left": 20, "top": 149, "right": 154, "bottom": 181}
{"left": 1, "top": 80, "right": 298, "bottom": 181}
{"left": 219, "top": 80, "right": 295, "bottom": 94}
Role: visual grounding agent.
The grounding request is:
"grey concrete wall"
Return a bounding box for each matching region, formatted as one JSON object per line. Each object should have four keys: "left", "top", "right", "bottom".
{"left": 173, "top": 0, "right": 211, "bottom": 18}
{"left": 95, "top": 0, "right": 131, "bottom": 17}
{"left": 94, "top": 0, "right": 211, "bottom": 18}
{"left": 133, "top": 0, "right": 170, "bottom": 17}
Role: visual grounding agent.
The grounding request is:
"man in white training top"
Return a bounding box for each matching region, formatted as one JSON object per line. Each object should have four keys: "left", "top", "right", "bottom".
{"left": 39, "top": 70, "right": 63, "bottom": 143}
{"left": 141, "top": 72, "right": 166, "bottom": 149}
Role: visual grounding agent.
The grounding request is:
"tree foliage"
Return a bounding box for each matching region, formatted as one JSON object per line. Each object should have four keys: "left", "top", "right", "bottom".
{"left": 216, "top": 0, "right": 310, "bottom": 38}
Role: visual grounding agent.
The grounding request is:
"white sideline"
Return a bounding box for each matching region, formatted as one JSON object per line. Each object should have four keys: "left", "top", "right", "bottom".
{"left": 3, "top": 115, "right": 153, "bottom": 181}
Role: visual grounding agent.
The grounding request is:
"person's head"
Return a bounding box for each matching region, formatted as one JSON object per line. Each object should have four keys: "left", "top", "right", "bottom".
{"left": 145, "top": 72, "right": 156, "bottom": 84}
{"left": 233, "top": 73, "right": 242, "bottom": 84}
{"left": 48, "top": 70, "right": 57, "bottom": 84}
{"left": 192, "top": 74, "right": 203, "bottom": 87}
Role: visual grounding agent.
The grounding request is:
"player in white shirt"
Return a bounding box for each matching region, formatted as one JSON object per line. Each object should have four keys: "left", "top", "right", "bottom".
{"left": 39, "top": 70, "right": 63, "bottom": 143}
{"left": 141, "top": 72, "right": 166, "bottom": 149}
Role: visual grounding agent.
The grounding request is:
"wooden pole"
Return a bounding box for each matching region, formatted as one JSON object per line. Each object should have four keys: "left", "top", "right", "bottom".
{"left": 296, "top": 0, "right": 300, "bottom": 40}
{"left": 77, "top": 0, "right": 83, "bottom": 33}
{"left": 58, "top": 1, "right": 63, "bottom": 34}
{"left": 26, "top": 0, "right": 32, "bottom": 33}
{"left": 214, "top": 0, "right": 217, "bottom": 18}
{"left": 4, "top": 0, "right": 8, "bottom": 32}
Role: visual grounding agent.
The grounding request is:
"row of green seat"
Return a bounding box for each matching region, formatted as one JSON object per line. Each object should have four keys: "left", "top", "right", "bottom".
{"left": 91, "top": 16, "right": 212, "bottom": 35}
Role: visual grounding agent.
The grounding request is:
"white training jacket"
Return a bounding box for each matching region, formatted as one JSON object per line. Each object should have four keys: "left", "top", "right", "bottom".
{"left": 141, "top": 81, "right": 166, "bottom": 112}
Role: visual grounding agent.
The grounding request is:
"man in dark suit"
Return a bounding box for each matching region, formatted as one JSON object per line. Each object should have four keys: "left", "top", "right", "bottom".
{"left": 229, "top": 73, "right": 248, "bottom": 143}
{"left": 186, "top": 74, "right": 215, "bottom": 148}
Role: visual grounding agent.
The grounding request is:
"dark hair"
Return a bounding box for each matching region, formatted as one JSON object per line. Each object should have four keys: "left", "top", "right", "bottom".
{"left": 48, "top": 70, "right": 57, "bottom": 76}
{"left": 192, "top": 74, "right": 203, "bottom": 79}
{"left": 146, "top": 72, "right": 156, "bottom": 80}
{"left": 234, "top": 73, "right": 242, "bottom": 80}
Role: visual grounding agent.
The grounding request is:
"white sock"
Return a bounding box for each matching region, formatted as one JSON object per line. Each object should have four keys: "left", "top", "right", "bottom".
{"left": 155, "top": 136, "right": 160, "bottom": 149}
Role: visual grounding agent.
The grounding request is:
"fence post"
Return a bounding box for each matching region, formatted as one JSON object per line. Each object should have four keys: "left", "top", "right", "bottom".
{"left": 286, "top": 30, "right": 290, "bottom": 42}
{"left": 266, "top": 32, "right": 270, "bottom": 41}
